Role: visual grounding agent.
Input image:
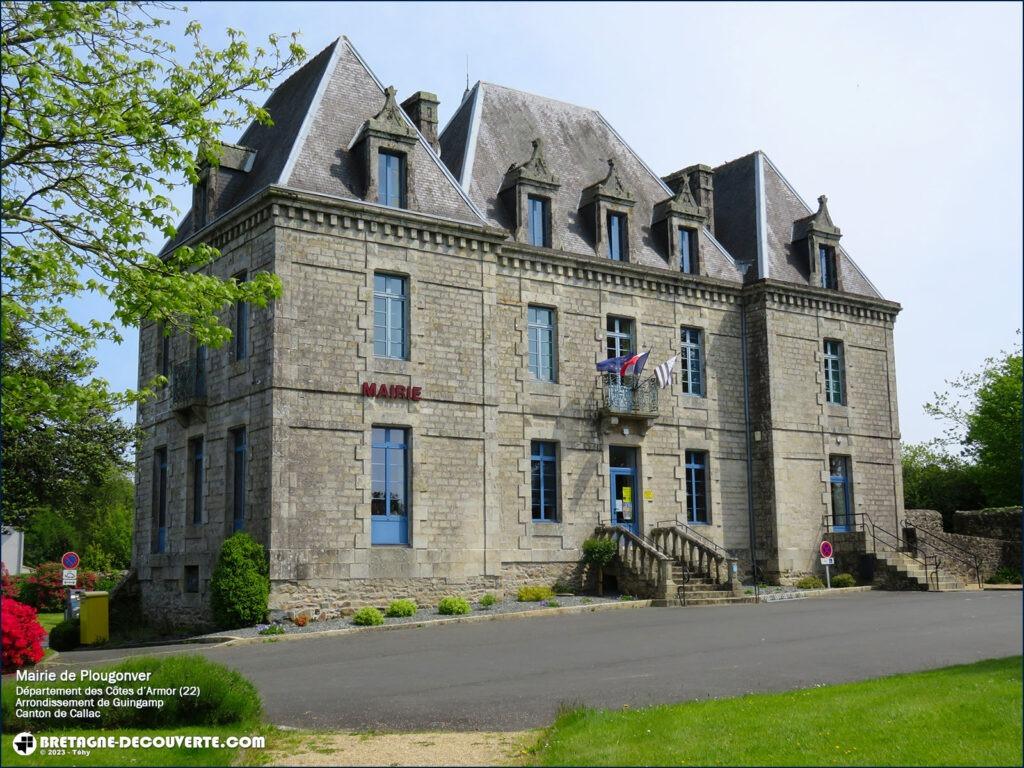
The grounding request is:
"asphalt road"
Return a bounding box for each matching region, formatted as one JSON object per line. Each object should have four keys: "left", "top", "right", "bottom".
{"left": 60, "top": 591, "right": 1022, "bottom": 731}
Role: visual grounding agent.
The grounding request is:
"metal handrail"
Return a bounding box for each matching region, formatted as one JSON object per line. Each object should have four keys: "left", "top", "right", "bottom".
{"left": 901, "top": 520, "right": 982, "bottom": 588}
{"left": 822, "top": 512, "right": 941, "bottom": 590}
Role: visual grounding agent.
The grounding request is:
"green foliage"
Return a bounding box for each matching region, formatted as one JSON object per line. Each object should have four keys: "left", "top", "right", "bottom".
{"left": 209, "top": 533, "right": 269, "bottom": 629}
{"left": 546, "top": 599, "right": 560, "bottom": 608}
{"left": 1, "top": 1, "right": 304, "bottom": 444}
{"left": 901, "top": 443, "right": 985, "bottom": 521}
{"left": 437, "top": 596, "right": 470, "bottom": 615}
{"left": 351, "top": 607, "right": 384, "bottom": 626}
{"left": 986, "top": 567, "right": 1023, "bottom": 585}
{"left": 581, "top": 538, "right": 618, "bottom": 567}
{"left": 478, "top": 593, "right": 498, "bottom": 609}
{"left": 831, "top": 573, "right": 857, "bottom": 588}
{"left": 257, "top": 624, "right": 285, "bottom": 636}
{"left": 385, "top": 599, "right": 417, "bottom": 618}
{"left": 47, "top": 618, "right": 80, "bottom": 652}
{"left": 3, "top": 655, "right": 261, "bottom": 731}
{"left": 517, "top": 585, "right": 555, "bottom": 602}
{"left": 551, "top": 579, "right": 577, "bottom": 595}
{"left": 925, "top": 340, "right": 1022, "bottom": 507}
{"left": 796, "top": 576, "right": 825, "bottom": 590}
{"left": 531, "top": 658, "right": 1022, "bottom": 767}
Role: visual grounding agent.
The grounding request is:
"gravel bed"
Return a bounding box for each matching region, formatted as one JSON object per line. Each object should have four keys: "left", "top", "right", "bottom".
{"left": 202, "top": 594, "right": 629, "bottom": 640}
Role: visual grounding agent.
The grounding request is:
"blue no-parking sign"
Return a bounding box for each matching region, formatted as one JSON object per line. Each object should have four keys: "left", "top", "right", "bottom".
{"left": 61, "top": 551, "right": 80, "bottom": 569}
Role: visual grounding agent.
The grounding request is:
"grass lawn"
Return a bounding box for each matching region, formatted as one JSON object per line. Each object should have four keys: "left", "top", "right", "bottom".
{"left": 533, "top": 657, "right": 1023, "bottom": 766}
{"left": 1, "top": 726, "right": 272, "bottom": 767}
{"left": 37, "top": 612, "right": 64, "bottom": 634}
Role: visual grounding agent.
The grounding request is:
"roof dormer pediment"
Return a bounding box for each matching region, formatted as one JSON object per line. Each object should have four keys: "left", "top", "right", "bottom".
{"left": 355, "top": 85, "right": 418, "bottom": 146}
{"left": 580, "top": 159, "right": 635, "bottom": 208}
{"left": 794, "top": 194, "right": 842, "bottom": 241}
{"left": 500, "top": 138, "right": 559, "bottom": 192}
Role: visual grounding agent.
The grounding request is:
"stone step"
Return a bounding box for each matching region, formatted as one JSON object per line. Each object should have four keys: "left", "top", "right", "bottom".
{"left": 681, "top": 596, "right": 758, "bottom": 606}
{"left": 677, "top": 589, "right": 736, "bottom": 599}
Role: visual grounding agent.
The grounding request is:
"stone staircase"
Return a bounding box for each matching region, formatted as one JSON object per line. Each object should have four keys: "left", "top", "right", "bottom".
{"left": 593, "top": 523, "right": 753, "bottom": 607}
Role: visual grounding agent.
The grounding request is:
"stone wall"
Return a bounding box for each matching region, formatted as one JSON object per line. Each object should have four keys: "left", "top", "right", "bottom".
{"left": 904, "top": 509, "right": 1020, "bottom": 583}
{"left": 950, "top": 507, "right": 1022, "bottom": 542}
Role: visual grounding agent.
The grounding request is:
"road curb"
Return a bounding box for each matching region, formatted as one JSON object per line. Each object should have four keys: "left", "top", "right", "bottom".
{"left": 218, "top": 599, "right": 653, "bottom": 648}
{"left": 757, "top": 585, "right": 874, "bottom": 603}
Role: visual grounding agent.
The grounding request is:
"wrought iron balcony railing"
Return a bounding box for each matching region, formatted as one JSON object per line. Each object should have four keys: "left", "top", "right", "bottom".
{"left": 599, "top": 373, "right": 658, "bottom": 418}
{"left": 171, "top": 358, "right": 207, "bottom": 412}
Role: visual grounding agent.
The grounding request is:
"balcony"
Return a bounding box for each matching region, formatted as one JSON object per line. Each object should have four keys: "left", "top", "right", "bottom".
{"left": 171, "top": 357, "right": 207, "bottom": 424}
{"left": 598, "top": 373, "right": 658, "bottom": 434}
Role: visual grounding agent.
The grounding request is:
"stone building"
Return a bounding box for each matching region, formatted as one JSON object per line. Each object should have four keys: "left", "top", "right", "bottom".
{"left": 134, "top": 37, "right": 905, "bottom": 622}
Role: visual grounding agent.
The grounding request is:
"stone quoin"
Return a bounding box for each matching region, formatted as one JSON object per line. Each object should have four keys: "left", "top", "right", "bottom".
{"left": 132, "top": 36, "right": 904, "bottom": 624}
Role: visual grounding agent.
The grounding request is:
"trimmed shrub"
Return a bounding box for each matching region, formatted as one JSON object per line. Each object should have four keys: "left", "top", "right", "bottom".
{"left": 796, "top": 576, "right": 825, "bottom": 589}
{"left": 1, "top": 597, "right": 46, "bottom": 669}
{"left": 19, "top": 562, "right": 98, "bottom": 611}
{"left": 385, "top": 599, "right": 417, "bottom": 618}
{"left": 478, "top": 593, "right": 498, "bottom": 609}
{"left": 582, "top": 537, "right": 618, "bottom": 596}
{"left": 552, "top": 579, "right": 577, "bottom": 595}
{"left": 437, "top": 596, "right": 470, "bottom": 615}
{"left": 48, "top": 618, "right": 81, "bottom": 651}
{"left": 2, "top": 654, "right": 261, "bottom": 731}
{"left": 517, "top": 585, "right": 555, "bottom": 602}
{"left": 210, "top": 533, "right": 269, "bottom": 629}
{"left": 352, "top": 607, "right": 384, "bottom": 626}
{"left": 832, "top": 573, "right": 857, "bottom": 588}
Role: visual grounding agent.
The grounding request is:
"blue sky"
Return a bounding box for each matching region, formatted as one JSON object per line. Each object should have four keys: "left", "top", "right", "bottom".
{"left": 81, "top": 1, "right": 1023, "bottom": 445}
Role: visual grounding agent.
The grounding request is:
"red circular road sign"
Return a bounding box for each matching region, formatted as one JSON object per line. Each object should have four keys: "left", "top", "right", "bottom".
{"left": 820, "top": 541, "right": 834, "bottom": 559}
{"left": 61, "top": 551, "right": 80, "bottom": 569}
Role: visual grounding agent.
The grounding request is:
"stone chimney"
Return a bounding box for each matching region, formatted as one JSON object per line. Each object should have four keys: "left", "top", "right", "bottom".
{"left": 401, "top": 91, "right": 440, "bottom": 153}
{"left": 663, "top": 164, "right": 714, "bottom": 234}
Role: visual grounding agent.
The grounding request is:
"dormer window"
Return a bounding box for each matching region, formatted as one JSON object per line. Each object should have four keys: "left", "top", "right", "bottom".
{"left": 819, "top": 245, "right": 838, "bottom": 290}
{"left": 191, "top": 142, "right": 256, "bottom": 231}
{"left": 378, "top": 150, "right": 406, "bottom": 208}
{"left": 500, "top": 139, "right": 560, "bottom": 248}
{"left": 607, "top": 212, "right": 628, "bottom": 261}
{"left": 794, "top": 195, "right": 843, "bottom": 291}
{"left": 654, "top": 171, "right": 706, "bottom": 274}
{"left": 580, "top": 159, "right": 635, "bottom": 261}
{"left": 352, "top": 85, "right": 418, "bottom": 209}
{"left": 679, "top": 227, "right": 698, "bottom": 274}
{"left": 527, "top": 195, "right": 550, "bottom": 247}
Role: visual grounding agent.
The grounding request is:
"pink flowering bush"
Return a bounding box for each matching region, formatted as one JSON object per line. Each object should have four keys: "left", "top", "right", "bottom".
{"left": 2, "top": 597, "right": 47, "bottom": 669}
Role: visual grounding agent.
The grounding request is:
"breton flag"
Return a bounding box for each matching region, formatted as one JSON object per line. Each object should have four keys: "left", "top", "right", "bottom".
{"left": 655, "top": 355, "right": 677, "bottom": 389}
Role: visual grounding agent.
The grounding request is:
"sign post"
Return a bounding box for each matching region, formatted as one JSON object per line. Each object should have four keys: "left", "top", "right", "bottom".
{"left": 61, "top": 551, "right": 79, "bottom": 587}
{"left": 819, "top": 541, "right": 834, "bottom": 588}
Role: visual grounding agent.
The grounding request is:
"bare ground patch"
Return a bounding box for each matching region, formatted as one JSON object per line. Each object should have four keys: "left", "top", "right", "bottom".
{"left": 261, "top": 729, "right": 537, "bottom": 766}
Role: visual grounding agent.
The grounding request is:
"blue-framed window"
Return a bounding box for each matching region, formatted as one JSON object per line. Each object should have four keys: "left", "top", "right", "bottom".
{"left": 607, "top": 212, "right": 627, "bottom": 261}
{"left": 819, "top": 245, "right": 838, "bottom": 290}
{"left": 231, "top": 427, "right": 246, "bottom": 532}
{"left": 157, "top": 322, "right": 170, "bottom": 378}
{"left": 679, "top": 228, "right": 697, "bottom": 274}
{"left": 531, "top": 441, "right": 558, "bottom": 522}
{"left": 373, "top": 273, "right": 408, "bottom": 360}
{"left": 190, "top": 436, "right": 204, "bottom": 525}
{"left": 685, "top": 450, "right": 708, "bottom": 524}
{"left": 829, "top": 456, "right": 853, "bottom": 530}
{"left": 680, "top": 327, "right": 704, "bottom": 396}
{"left": 152, "top": 447, "right": 168, "bottom": 553}
{"left": 824, "top": 339, "right": 846, "bottom": 405}
{"left": 371, "top": 427, "right": 409, "bottom": 545}
{"left": 234, "top": 271, "right": 248, "bottom": 362}
{"left": 528, "top": 196, "right": 550, "bottom": 247}
{"left": 378, "top": 150, "right": 406, "bottom": 208}
{"left": 528, "top": 306, "right": 556, "bottom": 382}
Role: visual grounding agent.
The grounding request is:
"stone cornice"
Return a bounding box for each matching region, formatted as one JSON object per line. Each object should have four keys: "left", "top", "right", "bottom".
{"left": 747, "top": 279, "right": 902, "bottom": 323}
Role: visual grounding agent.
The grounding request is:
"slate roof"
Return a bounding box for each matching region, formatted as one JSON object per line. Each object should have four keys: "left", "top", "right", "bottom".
{"left": 163, "top": 37, "right": 485, "bottom": 254}
{"left": 440, "top": 82, "right": 745, "bottom": 282}
{"left": 713, "top": 152, "right": 883, "bottom": 299}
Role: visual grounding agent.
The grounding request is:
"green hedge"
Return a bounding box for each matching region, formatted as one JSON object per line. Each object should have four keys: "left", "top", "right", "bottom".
{"left": 796, "top": 576, "right": 825, "bottom": 590}
{"left": 210, "top": 533, "right": 269, "bottom": 629}
{"left": 352, "top": 607, "right": 384, "bottom": 626}
{"left": 385, "top": 599, "right": 417, "bottom": 618}
{"left": 831, "top": 573, "right": 857, "bottom": 588}
{"left": 47, "top": 618, "right": 80, "bottom": 651}
{"left": 2, "top": 655, "right": 261, "bottom": 731}
{"left": 517, "top": 585, "right": 555, "bottom": 602}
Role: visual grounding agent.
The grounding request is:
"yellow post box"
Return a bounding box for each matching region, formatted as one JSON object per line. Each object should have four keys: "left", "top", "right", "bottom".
{"left": 79, "top": 591, "right": 109, "bottom": 645}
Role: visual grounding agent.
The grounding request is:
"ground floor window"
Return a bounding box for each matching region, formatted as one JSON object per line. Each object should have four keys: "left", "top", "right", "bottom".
{"left": 152, "top": 447, "right": 168, "bottom": 553}
{"left": 230, "top": 427, "right": 247, "bottom": 532}
{"left": 372, "top": 427, "right": 409, "bottom": 545}
{"left": 830, "top": 455, "right": 853, "bottom": 530}
{"left": 685, "top": 450, "right": 708, "bottom": 524}
{"left": 184, "top": 565, "right": 200, "bottom": 594}
{"left": 531, "top": 441, "right": 558, "bottom": 521}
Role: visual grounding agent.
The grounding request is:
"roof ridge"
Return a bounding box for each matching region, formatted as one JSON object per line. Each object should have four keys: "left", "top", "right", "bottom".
{"left": 477, "top": 81, "right": 601, "bottom": 114}
{"left": 279, "top": 38, "right": 343, "bottom": 185}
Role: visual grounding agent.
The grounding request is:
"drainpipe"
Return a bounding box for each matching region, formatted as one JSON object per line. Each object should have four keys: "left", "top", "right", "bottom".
{"left": 740, "top": 302, "right": 759, "bottom": 602}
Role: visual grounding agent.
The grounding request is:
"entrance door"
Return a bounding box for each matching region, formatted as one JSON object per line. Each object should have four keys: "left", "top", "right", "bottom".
{"left": 829, "top": 456, "right": 853, "bottom": 532}
{"left": 609, "top": 446, "right": 639, "bottom": 534}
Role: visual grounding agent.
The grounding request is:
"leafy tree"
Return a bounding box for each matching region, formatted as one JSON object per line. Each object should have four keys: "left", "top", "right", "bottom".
{"left": 925, "top": 338, "right": 1022, "bottom": 507}
{"left": 1, "top": 1, "right": 304, "bottom": 421}
{"left": 1, "top": 319, "right": 135, "bottom": 531}
{"left": 901, "top": 442, "right": 985, "bottom": 523}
